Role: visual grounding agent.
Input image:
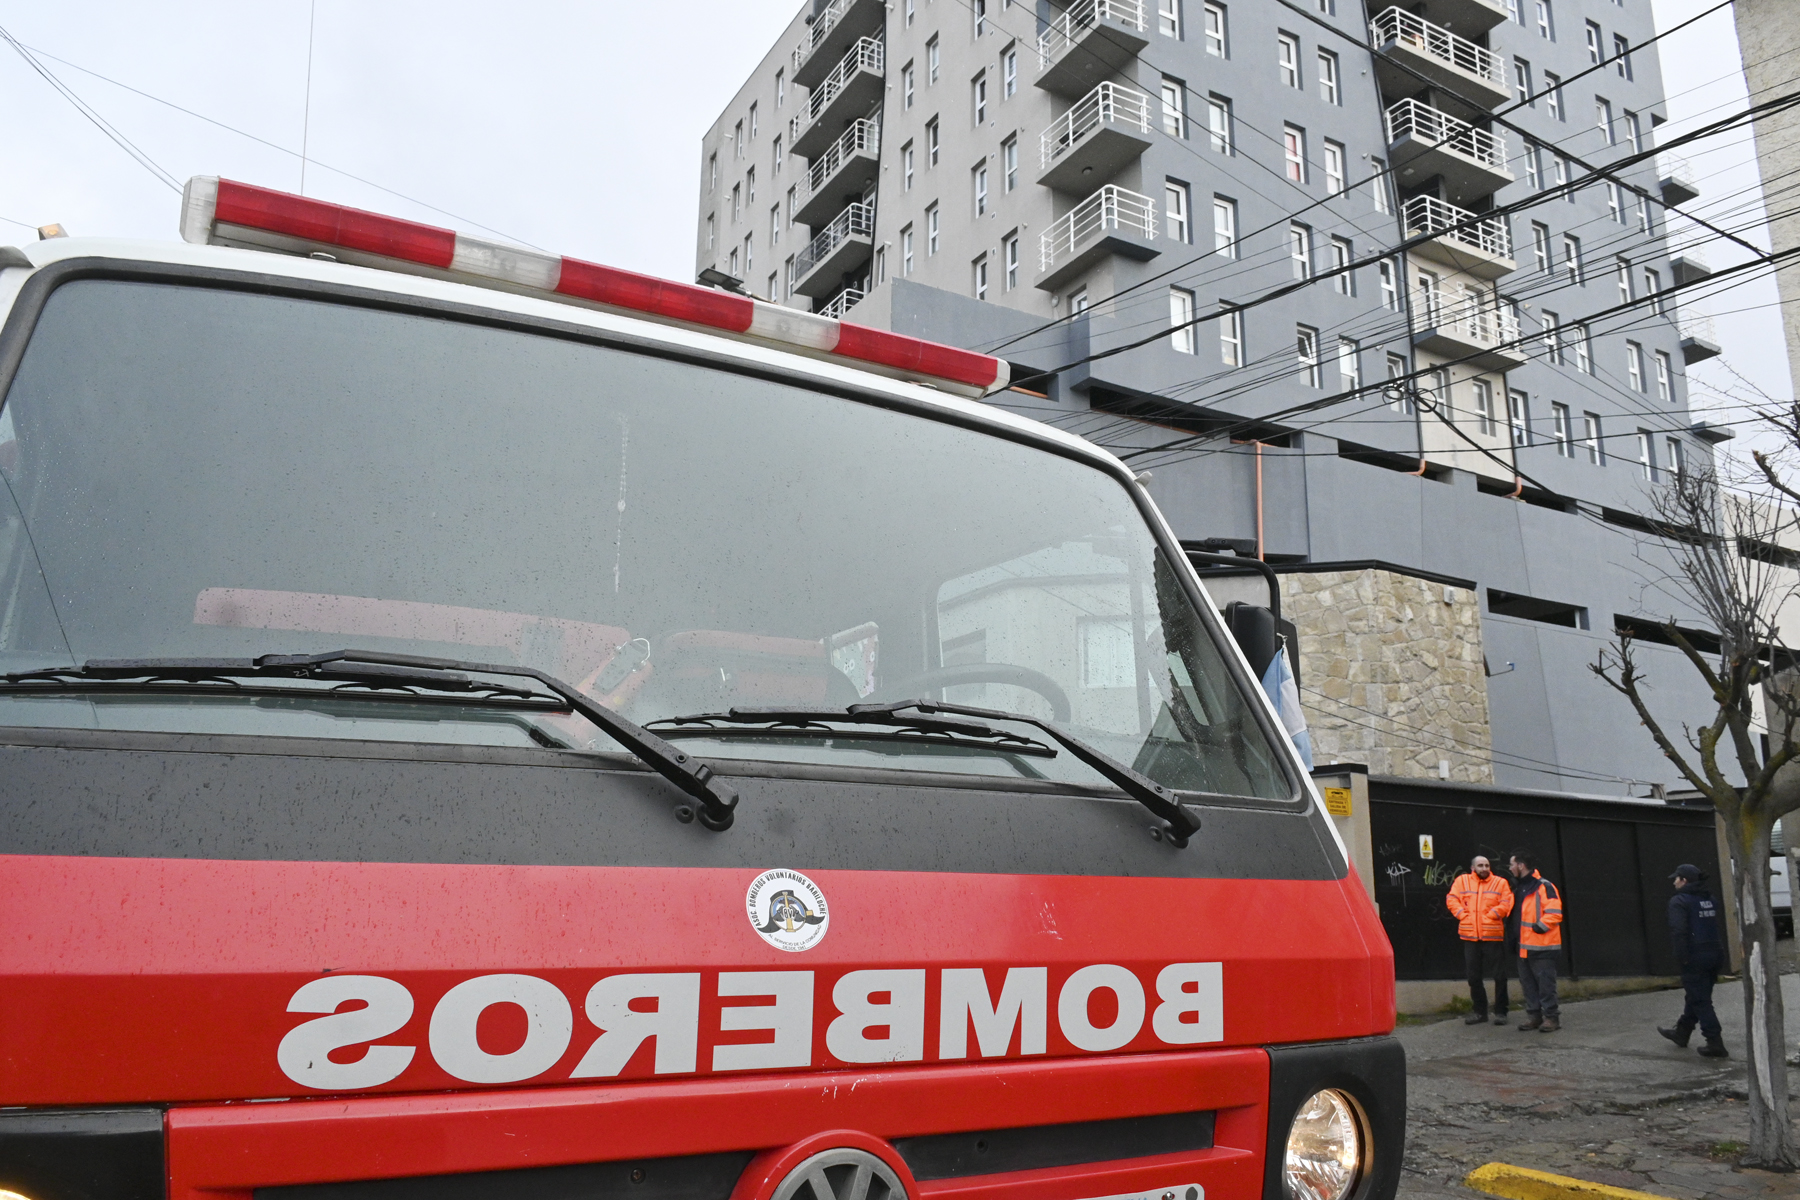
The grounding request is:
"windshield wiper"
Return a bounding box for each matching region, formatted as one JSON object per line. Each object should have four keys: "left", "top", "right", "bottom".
{"left": 2, "top": 650, "right": 739, "bottom": 831}
{"left": 647, "top": 707, "right": 1058, "bottom": 758}
{"left": 652, "top": 699, "right": 1198, "bottom": 847}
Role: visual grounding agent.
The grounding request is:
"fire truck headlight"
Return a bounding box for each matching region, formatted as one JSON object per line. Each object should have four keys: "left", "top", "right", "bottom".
{"left": 1282, "top": 1088, "right": 1364, "bottom": 1200}
{"left": 1, "top": 1190, "right": 39, "bottom": 1200}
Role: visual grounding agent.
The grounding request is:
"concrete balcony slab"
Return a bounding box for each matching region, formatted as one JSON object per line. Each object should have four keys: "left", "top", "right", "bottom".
{"left": 1037, "top": 117, "right": 1153, "bottom": 193}
{"left": 1036, "top": 0, "right": 1149, "bottom": 98}
{"left": 792, "top": 0, "right": 886, "bottom": 91}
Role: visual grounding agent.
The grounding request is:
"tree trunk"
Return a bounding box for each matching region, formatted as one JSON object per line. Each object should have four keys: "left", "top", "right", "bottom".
{"left": 1727, "top": 819, "right": 1797, "bottom": 1167}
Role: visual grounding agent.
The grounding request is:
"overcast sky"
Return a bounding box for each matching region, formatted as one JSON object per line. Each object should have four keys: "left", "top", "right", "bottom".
{"left": 0, "top": 0, "right": 1788, "bottom": 462}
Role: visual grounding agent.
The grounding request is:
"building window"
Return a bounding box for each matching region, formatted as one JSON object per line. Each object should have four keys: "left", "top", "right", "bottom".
{"left": 1606, "top": 181, "right": 1621, "bottom": 222}
{"left": 734, "top": 120, "right": 744, "bottom": 156}
{"left": 1283, "top": 125, "right": 1306, "bottom": 181}
{"left": 973, "top": 162, "right": 989, "bottom": 216}
{"left": 1655, "top": 350, "right": 1673, "bottom": 401}
{"left": 902, "top": 225, "right": 915, "bottom": 275}
{"left": 1596, "top": 97, "right": 1614, "bottom": 143}
{"left": 1290, "top": 223, "right": 1312, "bottom": 278}
{"left": 1508, "top": 389, "right": 1529, "bottom": 445}
{"left": 1637, "top": 430, "right": 1655, "bottom": 480}
{"left": 1297, "top": 325, "right": 1321, "bottom": 386}
{"left": 1541, "top": 309, "right": 1560, "bottom": 363}
{"left": 1563, "top": 235, "right": 1582, "bottom": 285}
{"left": 1379, "top": 259, "right": 1398, "bottom": 310}
{"left": 1627, "top": 341, "right": 1645, "bottom": 392}
{"left": 1523, "top": 139, "right": 1541, "bottom": 189}
{"left": 731, "top": 182, "right": 741, "bottom": 222}
{"left": 974, "top": 0, "right": 988, "bottom": 37}
{"left": 973, "top": 255, "right": 989, "bottom": 300}
{"left": 1208, "top": 96, "right": 1233, "bottom": 154}
{"left": 709, "top": 153, "right": 718, "bottom": 192}
{"left": 1003, "top": 45, "right": 1018, "bottom": 96}
{"left": 1514, "top": 58, "right": 1532, "bottom": 106}
{"left": 1622, "top": 110, "right": 1641, "bottom": 151}
{"left": 770, "top": 205, "right": 781, "bottom": 247}
{"left": 1278, "top": 32, "right": 1300, "bottom": 88}
{"left": 1585, "top": 20, "right": 1602, "bottom": 63}
{"left": 1330, "top": 237, "right": 1353, "bottom": 294}
{"left": 906, "top": 0, "right": 915, "bottom": 26}
{"left": 786, "top": 185, "right": 796, "bottom": 225}
{"left": 1666, "top": 437, "right": 1684, "bottom": 478}
{"left": 1609, "top": 258, "right": 1632, "bottom": 308}
{"left": 1162, "top": 78, "right": 1186, "bottom": 137}
{"left": 1213, "top": 196, "right": 1237, "bottom": 257}
{"left": 1552, "top": 153, "right": 1569, "bottom": 195}
{"left": 903, "top": 62, "right": 916, "bottom": 109}
{"left": 1318, "top": 51, "right": 1339, "bottom": 104}
{"left": 1638, "top": 194, "right": 1652, "bottom": 234}
{"left": 1158, "top": 0, "right": 1183, "bottom": 37}
{"left": 1004, "top": 232, "right": 1020, "bottom": 290}
{"left": 1370, "top": 158, "right": 1391, "bottom": 213}
{"left": 746, "top": 167, "right": 755, "bottom": 206}
{"left": 1573, "top": 324, "right": 1591, "bottom": 374}
{"left": 1536, "top": 0, "right": 1554, "bottom": 40}
{"left": 1069, "top": 287, "right": 1090, "bottom": 313}
{"left": 1204, "top": 3, "right": 1227, "bottom": 56}
{"left": 875, "top": 247, "right": 885, "bottom": 285}
{"left": 743, "top": 234, "right": 754, "bottom": 275}
{"left": 927, "top": 117, "right": 940, "bottom": 166}
{"left": 749, "top": 104, "right": 758, "bottom": 140}
{"left": 973, "top": 72, "right": 988, "bottom": 125}
{"left": 1338, "top": 338, "right": 1360, "bottom": 388}
{"left": 904, "top": 141, "right": 915, "bottom": 191}
{"left": 1221, "top": 308, "right": 1243, "bottom": 365}
{"left": 927, "top": 204, "right": 940, "bottom": 255}
{"left": 1323, "top": 140, "right": 1345, "bottom": 194}
{"left": 1003, "top": 136, "right": 1018, "bottom": 191}
{"left": 776, "top": 69, "right": 785, "bottom": 106}
{"left": 1170, "top": 287, "right": 1197, "bottom": 353}
{"left": 1531, "top": 223, "right": 1550, "bottom": 273}
{"left": 928, "top": 36, "right": 940, "bottom": 84}
{"left": 1430, "top": 368, "right": 1452, "bottom": 416}
{"left": 1167, "top": 180, "right": 1192, "bottom": 242}
{"left": 1544, "top": 72, "right": 1562, "bottom": 120}
{"left": 1583, "top": 412, "right": 1602, "bottom": 464}
{"left": 1417, "top": 268, "right": 1442, "bottom": 326}
{"left": 767, "top": 272, "right": 779, "bottom": 302}
{"left": 1473, "top": 379, "right": 1496, "bottom": 436}
{"left": 728, "top": 247, "right": 739, "bottom": 275}
{"left": 1552, "top": 402, "right": 1573, "bottom": 456}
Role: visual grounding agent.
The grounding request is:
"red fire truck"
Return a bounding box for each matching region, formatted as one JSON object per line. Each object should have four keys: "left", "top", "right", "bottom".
{"left": 0, "top": 180, "right": 1399, "bottom": 1200}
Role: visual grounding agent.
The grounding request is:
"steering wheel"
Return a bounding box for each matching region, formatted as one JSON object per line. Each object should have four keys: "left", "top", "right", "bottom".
{"left": 882, "top": 662, "right": 1073, "bottom": 723}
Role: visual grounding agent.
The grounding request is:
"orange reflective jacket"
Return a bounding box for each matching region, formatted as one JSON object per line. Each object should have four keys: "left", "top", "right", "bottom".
{"left": 1518, "top": 871, "right": 1563, "bottom": 956}
{"left": 1446, "top": 871, "right": 1514, "bottom": 941}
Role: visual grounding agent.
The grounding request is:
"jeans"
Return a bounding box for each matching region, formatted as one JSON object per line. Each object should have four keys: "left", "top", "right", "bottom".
{"left": 1678, "top": 962, "right": 1722, "bottom": 1039}
{"left": 1518, "top": 952, "right": 1560, "bottom": 1021}
{"left": 1462, "top": 939, "right": 1509, "bottom": 1017}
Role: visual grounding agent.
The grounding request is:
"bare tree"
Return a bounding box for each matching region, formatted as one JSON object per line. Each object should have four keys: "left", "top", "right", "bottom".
{"left": 1593, "top": 458, "right": 1799, "bottom": 1168}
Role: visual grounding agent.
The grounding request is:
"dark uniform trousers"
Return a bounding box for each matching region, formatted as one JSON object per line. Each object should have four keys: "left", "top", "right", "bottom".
{"left": 1462, "top": 939, "right": 1509, "bottom": 1017}
{"left": 1518, "top": 951, "right": 1560, "bottom": 1021}
{"left": 1679, "top": 952, "right": 1724, "bottom": 1040}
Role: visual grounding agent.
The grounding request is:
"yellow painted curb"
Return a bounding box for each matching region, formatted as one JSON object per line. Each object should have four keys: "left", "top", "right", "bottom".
{"left": 1465, "top": 1163, "right": 1674, "bottom": 1200}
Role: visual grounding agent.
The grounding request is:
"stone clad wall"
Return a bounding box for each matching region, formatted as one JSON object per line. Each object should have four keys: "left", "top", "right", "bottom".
{"left": 1280, "top": 569, "right": 1494, "bottom": 783}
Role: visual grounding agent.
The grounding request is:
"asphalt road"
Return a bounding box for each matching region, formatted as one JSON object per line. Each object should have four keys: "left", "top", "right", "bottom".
{"left": 1393, "top": 973, "right": 1800, "bottom": 1200}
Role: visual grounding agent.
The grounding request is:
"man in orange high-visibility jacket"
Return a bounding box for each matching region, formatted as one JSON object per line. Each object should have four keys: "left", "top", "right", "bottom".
{"left": 1447, "top": 855, "right": 1515, "bottom": 1025}
{"left": 1510, "top": 848, "right": 1565, "bottom": 1033}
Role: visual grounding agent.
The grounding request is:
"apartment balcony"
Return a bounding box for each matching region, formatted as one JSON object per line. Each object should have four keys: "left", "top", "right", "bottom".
{"left": 1658, "top": 154, "right": 1699, "bottom": 207}
{"left": 1037, "top": 82, "right": 1153, "bottom": 193}
{"left": 1385, "top": 98, "right": 1512, "bottom": 204}
{"left": 1411, "top": 0, "right": 1509, "bottom": 35}
{"left": 1370, "top": 8, "right": 1510, "bottom": 111}
{"left": 1681, "top": 314, "right": 1721, "bottom": 364}
{"left": 792, "top": 0, "right": 886, "bottom": 91}
{"left": 795, "top": 119, "right": 880, "bottom": 227}
{"left": 1671, "top": 253, "right": 1712, "bottom": 286}
{"left": 791, "top": 202, "right": 875, "bottom": 298}
{"left": 818, "top": 287, "right": 867, "bottom": 321}
{"left": 1037, "top": 0, "right": 1149, "bottom": 98}
{"left": 1403, "top": 195, "right": 1515, "bottom": 278}
{"left": 791, "top": 37, "right": 885, "bottom": 160}
{"left": 1037, "top": 184, "right": 1158, "bottom": 292}
{"left": 1411, "top": 290, "right": 1526, "bottom": 371}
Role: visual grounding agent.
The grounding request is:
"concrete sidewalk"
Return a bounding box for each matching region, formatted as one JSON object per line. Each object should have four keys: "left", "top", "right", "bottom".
{"left": 1394, "top": 974, "right": 1800, "bottom": 1200}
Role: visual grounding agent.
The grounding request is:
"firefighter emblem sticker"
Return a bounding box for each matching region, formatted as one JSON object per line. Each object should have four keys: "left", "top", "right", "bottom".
{"left": 746, "top": 869, "right": 829, "bottom": 952}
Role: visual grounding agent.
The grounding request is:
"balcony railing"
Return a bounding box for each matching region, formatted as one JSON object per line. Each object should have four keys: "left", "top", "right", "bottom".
{"left": 1038, "top": 0, "right": 1147, "bottom": 68}
{"left": 819, "top": 288, "right": 867, "bottom": 320}
{"left": 1384, "top": 97, "right": 1507, "bottom": 169}
{"left": 1412, "top": 287, "right": 1521, "bottom": 345}
{"left": 1040, "top": 184, "right": 1156, "bottom": 272}
{"left": 1404, "top": 194, "right": 1512, "bottom": 260}
{"left": 1370, "top": 7, "right": 1505, "bottom": 89}
{"left": 793, "top": 0, "right": 859, "bottom": 75}
{"left": 805, "top": 37, "right": 885, "bottom": 126}
{"left": 806, "top": 119, "right": 881, "bottom": 199}
{"left": 1681, "top": 313, "right": 1717, "bottom": 343}
{"left": 1040, "top": 82, "right": 1152, "bottom": 170}
{"left": 793, "top": 202, "right": 876, "bottom": 281}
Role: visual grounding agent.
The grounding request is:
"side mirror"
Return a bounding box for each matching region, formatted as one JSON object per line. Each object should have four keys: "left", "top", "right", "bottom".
{"left": 1224, "top": 602, "right": 1279, "bottom": 679}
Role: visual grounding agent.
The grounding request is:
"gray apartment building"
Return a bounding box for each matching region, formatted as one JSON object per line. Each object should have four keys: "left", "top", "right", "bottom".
{"left": 695, "top": 0, "right": 1734, "bottom": 796}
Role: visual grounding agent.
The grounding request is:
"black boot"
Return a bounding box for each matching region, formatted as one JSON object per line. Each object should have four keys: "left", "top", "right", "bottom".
{"left": 1697, "top": 1037, "right": 1730, "bottom": 1058}
{"left": 1658, "top": 1022, "right": 1694, "bottom": 1048}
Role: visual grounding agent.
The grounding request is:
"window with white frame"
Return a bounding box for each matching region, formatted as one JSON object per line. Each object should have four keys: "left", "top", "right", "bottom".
{"left": 1418, "top": 268, "right": 1442, "bottom": 326}
{"left": 1615, "top": 34, "right": 1633, "bottom": 78}
{"left": 1170, "top": 287, "right": 1197, "bottom": 353}
{"left": 1563, "top": 235, "right": 1582, "bottom": 284}
{"left": 1290, "top": 224, "right": 1312, "bottom": 278}
{"left": 734, "top": 120, "right": 744, "bottom": 156}
{"left": 1583, "top": 412, "right": 1602, "bottom": 463}
{"left": 902, "top": 225, "right": 915, "bottom": 275}
{"left": 1069, "top": 287, "right": 1090, "bottom": 312}
{"left": 1473, "top": 379, "right": 1496, "bottom": 436}
{"left": 1204, "top": 3, "right": 1227, "bottom": 56}
{"left": 906, "top": 0, "right": 915, "bottom": 25}
{"left": 1552, "top": 403, "right": 1573, "bottom": 456}
{"left": 709, "top": 153, "right": 718, "bottom": 192}
{"left": 1283, "top": 125, "right": 1306, "bottom": 181}
{"left": 731, "top": 182, "right": 741, "bottom": 221}
{"left": 1004, "top": 232, "right": 1020, "bottom": 290}
{"left": 1536, "top": 0, "right": 1554, "bottom": 40}
{"left": 1585, "top": 19, "right": 1602, "bottom": 63}
{"left": 974, "top": 161, "right": 988, "bottom": 216}
{"left": 1167, "top": 180, "right": 1192, "bottom": 242}
{"left": 743, "top": 233, "right": 754, "bottom": 275}
{"left": 1318, "top": 51, "right": 1340, "bottom": 104}
{"left": 1627, "top": 341, "right": 1645, "bottom": 391}
{"left": 1213, "top": 196, "right": 1237, "bottom": 256}
{"left": 1331, "top": 236, "right": 1352, "bottom": 294}
{"left": 927, "top": 203, "right": 940, "bottom": 254}
{"left": 776, "top": 69, "right": 785, "bottom": 106}
{"left": 1622, "top": 110, "right": 1640, "bottom": 151}
{"left": 1221, "top": 308, "right": 1243, "bottom": 365}
{"left": 728, "top": 246, "right": 739, "bottom": 275}
{"left": 1666, "top": 438, "right": 1684, "bottom": 478}
{"left": 974, "top": 0, "right": 988, "bottom": 37}
{"left": 973, "top": 72, "right": 988, "bottom": 125}
{"left": 767, "top": 272, "right": 779, "bottom": 302}
{"left": 1278, "top": 32, "right": 1300, "bottom": 87}
{"left": 904, "top": 141, "right": 915, "bottom": 191}
{"left": 1616, "top": 257, "right": 1632, "bottom": 304}
{"left": 1655, "top": 350, "right": 1672, "bottom": 401}
{"left": 1515, "top": 58, "right": 1532, "bottom": 105}
{"left": 1637, "top": 195, "right": 1651, "bottom": 234}
{"left": 1523, "top": 139, "right": 1541, "bottom": 189}
{"left": 1209, "top": 96, "right": 1234, "bottom": 154}
{"left": 904, "top": 62, "right": 916, "bottom": 109}
{"left": 1163, "top": 78, "right": 1186, "bottom": 137}
{"left": 1508, "top": 389, "right": 1529, "bottom": 445}
{"left": 1004, "top": 45, "right": 1018, "bottom": 96}
{"left": 770, "top": 205, "right": 781, "bottom": 247}
{"left": 1541, "top": 309, "right": 1561, "bottom": 362}
{"left": 1371, "top": 158, "right": 1391, "bottom": 213}
{"left": 927, "top": 118, "right": 940, "bottom": 165}
{"left": 747, "top": 167, "right": 755, "bottom": 205}
{"left": 1297, "top": 325, "right": 1321, "bottom": 386}
{"left": 786, "top": 185, "right": 796, "bottom": 225}
{"left": 1387, "top": 354, "right": 1414, "bottom": 412}
{"left": 928, "top": 36, "right": 940, "bottom": 84}
{"left": 1606, "top": 181, "right": 1621, "bottom": 222}
{"left": 1544, "top": 72, "right": 1562, "bottom": 119}
{"left": 1637, "top": 430, "right": 1655, "bottom": 479}
{"left": 1338, "top": 338, "right": 1360, "bottom": 388}
{"left": 1431, "top": 369, "right": 1452, "bottom": 417}
{"left": 1003, "top": 136, "right": 1018, "bottom": 191}
{"left": 973, "top": 254, "right": 989, "bottom": 300}
{"left": 1573, "top": 323, "right": 1591, "bottom": 374}
{"left": 1596, "top": 96, "right": 1614, "bottom": 143}
{"left": 749, "top": 104, "right": 758, "bottom": 140}
{"left": 1531, "top": 223, "right": 1550, "bottom": 273}
{"left": 1323, "top": 140, "right": 1345, "bottom": 194}
{"left": 706, "top": 214, "right": 715, "bottom": 250}
{"left": 1379, "top": 259, "right": 1398, "bottom": 310}
{"left": 1159, "top": 0, "right": 1182, "bottom": 38}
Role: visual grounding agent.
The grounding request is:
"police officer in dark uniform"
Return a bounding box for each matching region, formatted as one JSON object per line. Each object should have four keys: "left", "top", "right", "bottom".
{"left": 1658, "top": 864, "right": 1729, "bottom": 1058}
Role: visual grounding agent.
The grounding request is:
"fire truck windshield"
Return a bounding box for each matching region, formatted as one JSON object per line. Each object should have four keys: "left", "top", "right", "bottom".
{"left": 0, "top": 279, "right": 1291, "bottom": 801}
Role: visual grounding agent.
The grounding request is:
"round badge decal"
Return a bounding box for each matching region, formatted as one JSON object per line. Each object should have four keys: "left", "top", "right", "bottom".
{"left": 746, "top": 868, "right": 830, "bottom": 952}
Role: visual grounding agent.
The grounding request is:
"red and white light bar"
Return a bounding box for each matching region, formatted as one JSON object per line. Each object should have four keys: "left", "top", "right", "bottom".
{"left": 179, "top": 178, "right": 1008, "bottom": 398}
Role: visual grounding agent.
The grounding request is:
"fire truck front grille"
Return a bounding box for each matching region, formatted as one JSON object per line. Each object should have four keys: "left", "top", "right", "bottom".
{"left": 255, "top": 1152, "right": 756, "bottom": 1200}
{"left": 892, "top": 1111, "right": 1216, "bottom": 1181}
